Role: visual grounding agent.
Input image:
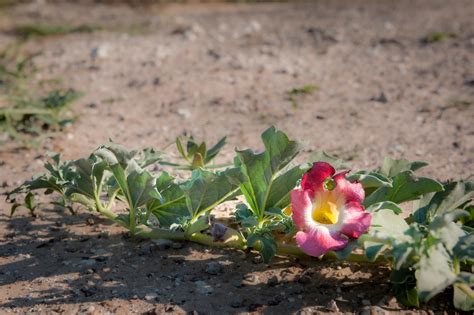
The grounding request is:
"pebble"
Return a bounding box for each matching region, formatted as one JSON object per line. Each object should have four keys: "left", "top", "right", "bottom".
{"left": 152, "top": 239, "right": 173, "bottom": 250}
{"left": 171, "top": 242, "right": 183, "bottom": 249}
{"left": 144, "top": 293, "right": 158, "bottom": 301}
{"left": 230, "top": 298, "right": 244, "bottom": 308}
{"left": 266, "top": 275, "right": 279, "bottom": 287}
{"left": 362, "top": 299, "right": 371, "bottom": 306}
{"left": 204, "top": 261, "right": 223, "bottom": 275}
{"left": 195, "top": 281, "right": 213, "bottom": 295}
{"left": 241, "top": 274, "right": 259, "bottom": 286}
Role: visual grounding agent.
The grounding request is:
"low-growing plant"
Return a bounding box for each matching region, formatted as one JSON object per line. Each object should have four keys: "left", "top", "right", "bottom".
{"left": 168, "top": 135, "right": 228, "bottom": 170}
{"left": 0, "top": 44, "right": 82, "bottom": 145}
{"left": 287, "top": 84, "right": 318, "bottom": 108}
{"left": 5, "top": 126, "right": 473, "bottom": 311}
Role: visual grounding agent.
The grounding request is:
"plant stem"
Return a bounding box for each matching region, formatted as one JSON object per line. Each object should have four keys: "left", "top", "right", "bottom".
{"left": 131, "top": 224, "right": 380, "bottom": 263}
{"left": 135, "top": 225, "right": 186, "bottom": 241}
{"left": 457, "top": 283, "right": 474, "bottom": 300}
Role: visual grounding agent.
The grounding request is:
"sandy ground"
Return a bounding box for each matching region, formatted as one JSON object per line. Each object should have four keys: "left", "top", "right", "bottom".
{"left": 0, "top": 0, "right": 473, "bottom": 313}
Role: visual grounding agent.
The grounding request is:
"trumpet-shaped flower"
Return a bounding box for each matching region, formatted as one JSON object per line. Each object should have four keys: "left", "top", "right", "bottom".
{"left": 290, "top": 162, "right": 371, "bottom": 257}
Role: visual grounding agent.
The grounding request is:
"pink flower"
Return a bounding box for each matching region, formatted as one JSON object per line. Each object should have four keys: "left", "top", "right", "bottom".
{"left": 290, "top": 162, "right": 371, "bottom": 257}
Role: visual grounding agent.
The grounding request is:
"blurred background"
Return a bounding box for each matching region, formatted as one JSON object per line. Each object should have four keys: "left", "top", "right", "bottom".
{"left": 1, "top": 0, "right": 473, "bottom": 179}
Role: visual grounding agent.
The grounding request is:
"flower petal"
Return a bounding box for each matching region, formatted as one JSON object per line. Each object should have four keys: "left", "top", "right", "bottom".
{"left": 333, "top": 171, "right": 365, "bottom": 204}
{"left": 339, "top": 202, "right": 372, "bottom": 238}
{"left": 295, "top": 228, "right": 348, "bottom": 257}
{"left": 291, "top": 189, "right": 313, "bottom": 230}
{"left": 301, "top": 162, "right": 335, "bottom": 192}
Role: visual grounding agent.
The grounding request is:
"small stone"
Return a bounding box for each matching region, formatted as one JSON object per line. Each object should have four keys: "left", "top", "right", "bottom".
{"left": 195, "top": 281, "right": 213, "bottom": 295}
{"left": 144, "top": 293, "right": 158, "bottom": 301}
{"left": 252, "top": 255, "right": 263, "bottom": 264}
{"left": 371, "top": 91, "right": 388, "bottom": 103}
{"left": 78, "top": 259, "right": 96, "bottom": 267}
{"left": 230, "top": 298, "right": 243, "bottom": 308}
{"left": 205, "top": 261, "right": 222, "bottom": 275}
{"left": 242, "top": 274, "right": 259, "bottom": 286}
{"left": 152, "top": 239, "right": 173, "bottom": 250}
{"left": 90, "top": 45, "right": 109, "bottom": 59}
{"left": 288, "top": 297, "right": 295, "bottom": 303}
{"left": 326, "top": 299, "right": 339, "bottom": 312}
{"left": 297, "top": 275, "right": 311, "bottom": 285}
{"left": 171, "top": 242, "right": 183, "bottom": 249}
{"left": 177, "top": 108, "right": 191, "bottom": 119}
{"left": 266, "top": 275, "right": 279, "bottom": 287}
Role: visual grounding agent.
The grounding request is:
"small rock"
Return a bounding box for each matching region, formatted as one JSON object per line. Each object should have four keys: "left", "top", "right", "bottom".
{"left": 177, "top": 108, "right": 191, "bottom": 119}
{"left": 268, "top": 295, "right": 283, "bottom": 306}
{"left": 78, "top": 259, "right": 96, "bottom": 267}
{"left": 90, "top": 45, "right": 109, "bottom": 59}
{"left": 266, "top": 275, "right": 279, "bottom": 287}
{"left": 230, "top": 298, "right": 244, "bottom": 308}
{"left": 242, "top": 274, "right": 259, "bottom": 286}
{"left": 297, "top": 275, "right": 311, "bottom": 285}
{"left": 371, "top": 92, "right": 388, "bottom": 103}
{"left": 171, "top": 242, "right": 183, "bottom": 249}
{"left": 205, "top": 261, "right": 222, "bottom": 275}
{"left": 326, "top": 299, "right": 339, "bottom": 312}
{"left": 211, "top": 223, "right": 227, "bottom": 241}
{"left": 144, "top": 293, "right": 158, "bottom": 301}
{"left": 252, "top": 255, "right": 263, "bottom": 264}
{"left": 152, "top": 239, "right": 173, "bottom": 250}
{"left": 288, "top": 297, "right": 295, "bottom": 303}
{"left": 195, "top": 281, "right": 213, "bottom": 295}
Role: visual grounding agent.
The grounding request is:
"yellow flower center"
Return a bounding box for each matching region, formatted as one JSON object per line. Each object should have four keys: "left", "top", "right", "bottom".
{"left": 312, "top": 195, "right": 339, "bottom": 224}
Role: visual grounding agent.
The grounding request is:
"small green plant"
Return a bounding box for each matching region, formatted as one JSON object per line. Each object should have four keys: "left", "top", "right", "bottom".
{"left": 170, "top": 136, "right": 228, "bottom": 170}
{"left": 0, "top": 44, "right": 82, "bottom": 145}
{"left": 422, "top": 31, "right": 456, "bottom": 44}
{"left": 287, "top": 84, "right": 318, "bottom": 108}
{"left": 13, "top": 24, "right": 101, "bottom": 39}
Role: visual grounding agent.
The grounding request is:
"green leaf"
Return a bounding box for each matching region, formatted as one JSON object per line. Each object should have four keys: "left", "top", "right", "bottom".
{"left": 148, "top": 172, "right": 187, "bottom": 227}
{"left": 95, "top": 143, "right": 136, "bottom": 168}
{"left": 176, "top": 137, "right": 187, "bottom": 160}
{"left": 205, "top": 136, "right": 226, "bottom": 163}
{"left": 136, "top": 148, "right": 162, "bottom": 168}
{"left": 363, "top": 171, "right": 443, "bottom": 207}
{"left": 236, "top": 126, "right": 299, "bottom": 219}
{"left": 391, "top": 268, "right": 420, "bottom": 307}
{"left": 413, "top": 181, "right": 474, "bottom": 224}
{"left": 369, "top": 209, "right": 410, "bottom": 240}
{"left": 247, "top": 233, "right": 277, "bottom": 263}
{"left": 415, "top": 244, "right": 457, "bottom": 301}
{"left": 330, "top": 240, "right": 359, "bottom": 259}
{"left": 235, "top": 203, "right": 258, "bottom": 228}
{"left": 308, "top": 150, "right": 349, "bottom": 170}
{"left": 185, "top": 216, "right": 210, "bottom": 236}
{"left": 265, "top": 163, "right": 310, "bottom": 209}
{"left": 454, "top": 234, "right": 474, "bottom": 261}
{"left": 381, "top": 157, "right": 428, "bottom": 178}
{"left": 366, "top": 201, "right": 403, "bottom": 214}
{"left": 347, "top": 171, "right": 392, "bottom": 189}
{"left": 127, "top": 170, "right": 157, "bottom": 210}
{"left": 24, "top": 192, "right": 36, "bottom": 213}
{"left": 65, "top": 158, "right": 107, "bottom": 200}
{"left": 183, "top": 168, "right": 245, "bottom": 219}
{"left": 453, "top": 284, "right": 474, "bottom": 311}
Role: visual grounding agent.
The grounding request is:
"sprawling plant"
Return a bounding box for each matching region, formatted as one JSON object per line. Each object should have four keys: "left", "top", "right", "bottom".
{"left": 5, "top": 126, "right": 473, "bottom": 311}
